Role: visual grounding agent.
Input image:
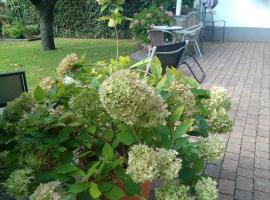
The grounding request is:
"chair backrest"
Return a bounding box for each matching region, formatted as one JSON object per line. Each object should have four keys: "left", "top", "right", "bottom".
{"left": 203, "top": 11, "right": 214, "bottom": 26}
{"left": 0, "top": 71, "right": 28, "bottom": 107}
{"left": 155, "top": 42, "right": 187, "bottom": 72}
{"left": 148, "top": 29, "right": 173, "bottom": 47}
{"left": 186, "top": 11, "right": 201, "bottom": 28}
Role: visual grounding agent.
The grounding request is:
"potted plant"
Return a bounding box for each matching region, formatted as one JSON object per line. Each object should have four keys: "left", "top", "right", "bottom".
{"left": 0, "top": 52, "right": 232, "bottom": 199}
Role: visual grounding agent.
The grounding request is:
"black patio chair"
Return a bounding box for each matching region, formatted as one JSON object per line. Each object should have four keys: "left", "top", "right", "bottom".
{"left": 146, "top": 42, "right": 205, "bottom": 83}
{"left": 0, "top": 71, "right": 28, "bottom": 107}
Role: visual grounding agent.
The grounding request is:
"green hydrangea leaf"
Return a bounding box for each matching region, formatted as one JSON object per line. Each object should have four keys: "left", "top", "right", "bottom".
{"left": 55, "top": 163, "right": 78, "bottom": 174}
{"left": 170, "top": 106, "right": 184, "bottom": 123}
{"left": 124, "top": 178, "right": 140, "bottom": 196}
{"left": 34, "top": 86, "right": 45, "bottom": 102}
{"left": 117, "top": 131, "right": 136, "bottom": 145}
{"left": 89, "top": 182, "right": 101, "bottom": 199}
{"left": 69, "top": 183, "right": 89, "bottom": 194}
{"left": 173, "top": 119, "right": 194, "bottom": 140}
{"left": 102, "top": 143, "right": 114, "bottom": 161}
{"left": 104, "top": 185, "right": 124, "bottom": 200}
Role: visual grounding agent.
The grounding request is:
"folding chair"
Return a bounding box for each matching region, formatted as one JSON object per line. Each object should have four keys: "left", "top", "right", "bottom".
{"left": 146, "top": 42, "right": 205, "bottom": 83}
{"left": 0, "top": 71, "right": 28, "bottom": 107}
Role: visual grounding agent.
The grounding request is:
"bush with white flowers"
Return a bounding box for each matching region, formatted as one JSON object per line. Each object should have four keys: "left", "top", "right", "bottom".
{"left": 0, "top": 50, "right": 232, "bottom": 200}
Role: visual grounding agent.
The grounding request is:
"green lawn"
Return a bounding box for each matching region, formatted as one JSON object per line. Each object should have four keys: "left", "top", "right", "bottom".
{"left": 0, "top": 38, "right": 139, "bottom": 90}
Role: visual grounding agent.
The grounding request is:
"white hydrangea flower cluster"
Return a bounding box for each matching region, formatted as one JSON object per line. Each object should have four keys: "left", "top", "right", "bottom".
{"left": 56, "top": 53, "right": 79, "bottom": 76}
{"left": 39, "top": 77, "right": 54, "bottom": 93}
{"left": 4, "top": 168, "right": 34, "bottom": 199}
{"left": 155, "top": 181, "right": 193, "bottom": 200}
{"left": 99, "top": 70, "right": 170, "bottom": 128}
{"left": 50, "top": 106, "right": 65, "bottom": 118}
{"left": 208, "top": 108, "right": 233, "bottom": 133}
{"left": 156, "top": 148, "right": 182, "bottom": 180}
{"left": 197, "top": 135, "right": 225, "bottom": 161}
{"left": 203, "top": 86, "right": 233, "bottom": 134}
{"left": 62, "top": 76, "right": 80, "bottom": 86}
{"left": 30, "top": 181, "right": 63, "bottom": 200}
{"left": 126, "top": 144, "right": 182, "bottom": 183}
{"left": 166, "top": 81, "right": 196, "bottom": 118}
{"left": 126, "top": 145, "right": 158, "bottom": 183}
{"left": 195, "top": 177, "right": 218, "bottom": 200}
{"left": 69, "top": 89, "right": 106, "bottom": 123}
{"left": 206, "top": 87, "right": 231, "bottom": 111}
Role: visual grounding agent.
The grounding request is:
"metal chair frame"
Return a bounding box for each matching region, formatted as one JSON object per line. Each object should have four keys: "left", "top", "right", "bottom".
{"left": 0, "top": 71, "right": 28, "bottom": 107}
{"left": 177, "top": 24, "right": 204, "bottom": 58}
{"left": 146, "top": 42, "right": 205, "bottom": 83}
{"left": 203, "top": 11, "right": 226, "bottom": 42}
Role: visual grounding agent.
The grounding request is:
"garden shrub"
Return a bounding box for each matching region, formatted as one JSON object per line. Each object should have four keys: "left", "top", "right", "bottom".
{"left": 0, "top": 52, "right": 233, "bottom": 200}
{"left": 3, "top": 23, "right": 25, "bottom": 39}
{"left": 153, "top": 0, "right": 195, "bottom": 12}
{"left": 3, "top": 0, "right": 151, "bottom": 39}
{"left": 130, "top": 5, "right": 173, "bottom": 42}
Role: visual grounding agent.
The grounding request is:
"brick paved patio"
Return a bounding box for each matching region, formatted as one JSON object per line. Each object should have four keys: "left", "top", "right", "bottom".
{"left": 200, "top": 42, "right": 270, "bottom": 200}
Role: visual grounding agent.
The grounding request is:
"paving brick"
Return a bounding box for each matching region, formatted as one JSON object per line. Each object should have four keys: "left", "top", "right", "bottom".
{"left": 255, "top": 142, "right": 269, "bottom": 152}
{"left": 218, "top": 193, "right": 234, "bottom": 200}
{"left": 255, "top": 158, "right": 269, "bottom": 170}
{"left": 254, "top": 191, "right": 270, "bottom": 200}
{"left": 227, "top": 144, "right": 241, "bottom": 153}
{"left": 240, "top": 150, "right": 254, "bottom": 159}
{"left": 220, "top": 170, "right": 236, "bottom": 181}
{"left": 224, "top": 152, "right": 239, "bottom": 161}
{"left": 254, "top": 168, "right": 270, "bottom": 179}
{"left": 204, "top": 164, "right": 221, "bottom": 178}
{"left": 255, "top": 151, "right": 269, "bottom": 158}
{"left": 219, "top": 179, "right": 235, "bottom": 195}
{"left": 239, "top": 157, "right": 254, "bottom": 170}
{"left": 236, "top": 176, "right": 253, "bottom": 192}
{"left": 237, "top": 168, "right": 253, "bottom": 178}
{"left": 235, "top": 190, "right": 253, "bottom": 200}
{"left": 222, "top": 159, "right": 238, "bottom": 171}
{"left": 254, "top": 177, "right": 270, "bottom": 192}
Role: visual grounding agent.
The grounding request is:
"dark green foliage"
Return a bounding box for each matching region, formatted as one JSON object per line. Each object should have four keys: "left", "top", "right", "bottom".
{"left": 4, "top": 0, "right": 38, "bottom": 25}
{"left": 2, "top": 93, "right": 35, "bottom": 123}
{"left": 153, "top": 0, "right": 195, "bottom": 14}
{"left": 3, "top": 0, "right": 150, "bottom": 39}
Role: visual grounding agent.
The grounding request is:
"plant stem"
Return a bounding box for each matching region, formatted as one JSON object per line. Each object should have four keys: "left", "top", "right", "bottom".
{"left": 115, "top": 25, "right": 119, "bottom": 65}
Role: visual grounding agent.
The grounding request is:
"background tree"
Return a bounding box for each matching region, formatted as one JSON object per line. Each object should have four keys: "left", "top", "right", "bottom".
{"left": 29, "top": 0, "right": 58, "bottom": 50}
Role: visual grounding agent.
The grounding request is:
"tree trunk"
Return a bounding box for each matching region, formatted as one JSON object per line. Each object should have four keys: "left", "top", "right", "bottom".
{"left": 38, "top": 6, "right": 55, "bottom": 50}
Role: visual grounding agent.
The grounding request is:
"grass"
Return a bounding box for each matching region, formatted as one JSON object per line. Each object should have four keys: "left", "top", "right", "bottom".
{"left": 0, "top": 38, "right": 139, "bottom": 90}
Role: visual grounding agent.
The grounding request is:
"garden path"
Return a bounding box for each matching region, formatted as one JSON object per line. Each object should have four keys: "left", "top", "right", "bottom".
{"left": 201, "top": 42, "right": 270, "bottom": 200}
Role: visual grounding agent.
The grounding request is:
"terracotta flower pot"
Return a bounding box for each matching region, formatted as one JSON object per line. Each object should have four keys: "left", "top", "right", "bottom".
{"left": 117, "top": 180, "right": 152, "bottom": 200}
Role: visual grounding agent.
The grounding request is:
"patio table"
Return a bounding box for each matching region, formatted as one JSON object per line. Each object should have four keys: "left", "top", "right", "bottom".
{"left": 151, "top": 25, "right": 184, "bottom": 43}
{"left": 151, "top": 25, "right": 184, "bottom": 31}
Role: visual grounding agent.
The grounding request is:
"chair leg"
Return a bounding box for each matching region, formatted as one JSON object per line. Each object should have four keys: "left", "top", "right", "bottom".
{"left": 194, "top": 41, "right": 203, "bottom": 58}
{"left": 222, "top": 26, "right": 225, "bottom": 43}
{"left": 183, "top": 61, "right": 201, "bottom": 83}
{"left": 183, "top": 53, "right": 206, "bottom": 83}
{"left": 210, "top": 26, "right": 214, "bottom": 42}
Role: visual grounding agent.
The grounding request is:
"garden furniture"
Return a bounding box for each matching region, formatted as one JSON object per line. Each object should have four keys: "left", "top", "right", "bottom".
{"left": 146, "top": 42, "right": 205, "bottom": 83}
{"left": 0, "top": 71, "right": 28, "bottom": 108}
{"left": 148, "top": 29, "right": 175, "bottom": 47}
{"left": 203, "top": 11, "right": 226, "bottom": 42}
{"left": 177, "top": 24, "right": 204, "bottom": 58}
{"left": 150, "top": 25, "right": 184, "bottom": 44}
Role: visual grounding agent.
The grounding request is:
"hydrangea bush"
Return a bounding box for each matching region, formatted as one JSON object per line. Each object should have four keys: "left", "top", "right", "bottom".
{"left": 130, "top": 5, "right": 173, "bottom": 42}
{"left": 0, "top": 52, "right": 233, "bottom": 200}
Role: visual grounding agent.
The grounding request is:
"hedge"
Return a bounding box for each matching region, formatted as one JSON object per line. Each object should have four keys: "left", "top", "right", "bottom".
{"left": 3, "top": 0, "right": 151, "bottom": 39}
